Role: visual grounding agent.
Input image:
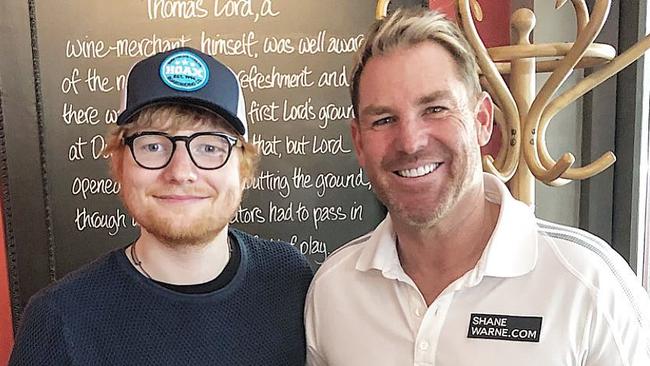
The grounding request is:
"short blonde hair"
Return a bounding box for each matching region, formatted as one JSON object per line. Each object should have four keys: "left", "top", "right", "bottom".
{"left": 350, "top": 8, "right": 481, "bottom": 116}
{"left": 105, "top": 104, "right": 259, "bottom": 186}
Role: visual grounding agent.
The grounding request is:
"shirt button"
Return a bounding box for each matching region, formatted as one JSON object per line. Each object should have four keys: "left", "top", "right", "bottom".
{"left": 414, "top": 307, "right": 423, "bottom": 317}
{"left": 419, "top": 341, "right": 429, "bottom": 350}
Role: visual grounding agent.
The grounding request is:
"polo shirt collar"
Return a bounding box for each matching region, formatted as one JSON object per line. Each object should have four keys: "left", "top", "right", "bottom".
{"left": 355, "top": 173, "right": 538, "bottom": 280}
{"left": 356, "top": 215, "right": 403, "bottom": 278}
{"left": 479, "top": 173, "right": 538, "bottom": 278}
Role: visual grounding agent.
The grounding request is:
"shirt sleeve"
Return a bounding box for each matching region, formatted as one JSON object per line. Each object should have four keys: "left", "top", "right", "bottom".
{"left": 9, "top": 291, "right": 73, "bottom": 366}
{"left": 584, "top": 281, "right": 650, "bottom": 365}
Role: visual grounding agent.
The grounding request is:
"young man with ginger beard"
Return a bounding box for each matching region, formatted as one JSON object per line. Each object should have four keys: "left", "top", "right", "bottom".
{"left": 11, "top": 47, "right": 312, "bottom": 366}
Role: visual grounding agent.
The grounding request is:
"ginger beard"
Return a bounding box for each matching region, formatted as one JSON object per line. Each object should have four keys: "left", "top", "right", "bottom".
{"left": 121, "top": 185, "right": 242, "bottom": 247}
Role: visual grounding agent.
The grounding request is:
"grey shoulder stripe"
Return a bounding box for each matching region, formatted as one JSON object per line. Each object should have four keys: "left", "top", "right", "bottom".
{"left": 537, "top": 220, "right": 610, "bottom": 250}
{"left": 327, "top": 232, "right": 373, "bottom": 259}
{"left": 537, "top": 220, "right": 649, "bottom": 338}
{"left": 537, "top": 219, "right": 611, "bottom": 257}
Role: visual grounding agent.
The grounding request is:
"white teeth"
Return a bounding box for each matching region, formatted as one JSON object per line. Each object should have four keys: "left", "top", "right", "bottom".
{"left": 396, "top": 163, "right": 440, "bottom": 178}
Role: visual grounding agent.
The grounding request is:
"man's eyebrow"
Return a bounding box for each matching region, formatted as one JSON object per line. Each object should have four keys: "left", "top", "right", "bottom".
{"left": 416, "top": 90, "right": 455, "bottom": 106}
{"left": 359, "top": 105, "right": 393, "bottom": 117}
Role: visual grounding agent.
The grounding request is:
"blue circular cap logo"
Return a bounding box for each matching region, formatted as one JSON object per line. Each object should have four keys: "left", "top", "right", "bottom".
{"left": 159, "top": 51, "right": 210, "bottom": 92}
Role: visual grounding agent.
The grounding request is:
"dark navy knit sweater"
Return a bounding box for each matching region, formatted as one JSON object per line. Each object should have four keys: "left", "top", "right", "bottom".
{"left": 9, "top": 229, "right": 313, "bottom": 365}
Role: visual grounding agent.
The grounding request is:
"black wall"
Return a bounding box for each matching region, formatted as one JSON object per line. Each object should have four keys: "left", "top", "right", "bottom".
{"left": 0, "top": 0, "right": 435, "bottom": 326}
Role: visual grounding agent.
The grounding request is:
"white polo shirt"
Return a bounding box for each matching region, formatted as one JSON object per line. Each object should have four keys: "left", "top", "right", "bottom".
{"left": 305, "top": 173, "right": 650, "bottom": 366}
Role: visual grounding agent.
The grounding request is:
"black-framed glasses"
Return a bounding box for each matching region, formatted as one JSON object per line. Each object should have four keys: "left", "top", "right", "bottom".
{"left": 123, "top": 131, "right": 239, "bottom": 170}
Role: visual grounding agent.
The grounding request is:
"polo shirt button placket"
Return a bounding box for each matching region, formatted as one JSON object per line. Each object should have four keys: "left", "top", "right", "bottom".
{"left": 419, "top": 341, "right": 430, "bottom": 351}
{"left": 414, "top": 297, "right": 449, "bottom": 366}
{"left": 414, "top": 311, "right": 437, "bottom": 365}
{"left": 415, "top": 306, "right": 424, "bottom": 317}
{"left": 411, "top": 293, "right": 425, "bottom": 318}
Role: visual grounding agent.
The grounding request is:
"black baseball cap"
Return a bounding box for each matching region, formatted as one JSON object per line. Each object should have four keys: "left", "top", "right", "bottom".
{"left": 117, "top": 47, "right": 248, "bottom": 141}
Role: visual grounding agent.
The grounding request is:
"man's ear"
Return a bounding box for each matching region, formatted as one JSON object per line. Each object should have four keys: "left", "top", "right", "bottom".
{"left": 350, "top": 118, "right": 366, "bottom": 167}
{"left": 474, "top": 91, "right": 494, "bottom": 147}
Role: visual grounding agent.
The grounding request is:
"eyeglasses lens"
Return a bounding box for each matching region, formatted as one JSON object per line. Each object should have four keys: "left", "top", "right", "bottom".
{"left": 131, "top": 134, "right": 232, "bottom": 169}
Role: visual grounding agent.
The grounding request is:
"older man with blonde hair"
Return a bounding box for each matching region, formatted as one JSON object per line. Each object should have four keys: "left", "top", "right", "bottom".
{"left": 305, "top": 8, "right": 650, "bottom": 365}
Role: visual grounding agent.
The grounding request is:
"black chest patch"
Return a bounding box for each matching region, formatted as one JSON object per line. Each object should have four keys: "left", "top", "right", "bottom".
{"left": 467, "top": 313, "right": 543, "bottom": 343}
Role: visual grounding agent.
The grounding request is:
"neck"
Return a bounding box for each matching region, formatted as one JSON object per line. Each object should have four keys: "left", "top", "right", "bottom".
{"left": 394, "top": 183, "right": 500, "bottom": 302}
{"left": 127, "top": 226, "right": 232, "bottom": 285}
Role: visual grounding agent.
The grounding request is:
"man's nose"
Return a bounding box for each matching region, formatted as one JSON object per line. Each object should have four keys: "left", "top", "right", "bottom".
{"left": 162, "top": 142, "right": 198, "bottom": 183}
{"left": 396, "top": 117, "right": 426, "bottom": 154}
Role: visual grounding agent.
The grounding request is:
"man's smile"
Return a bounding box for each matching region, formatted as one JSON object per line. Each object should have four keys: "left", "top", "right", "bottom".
{"left": 153, "top": 194, "right": 210, "bottom": 203}
{"left": 394, "top": 162, "right": 442, "bottom": 178}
